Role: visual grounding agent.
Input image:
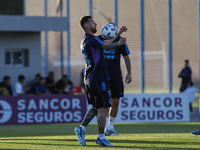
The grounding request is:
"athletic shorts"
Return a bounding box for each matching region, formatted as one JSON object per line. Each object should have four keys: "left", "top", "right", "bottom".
{"left": 85, "top": 81, "right": 112, "bottom": 109}
{"left": 109, "top": 77, "right": 124, "bottom": 99}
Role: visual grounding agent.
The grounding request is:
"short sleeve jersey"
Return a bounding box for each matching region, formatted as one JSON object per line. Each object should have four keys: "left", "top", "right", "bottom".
{"left": 81, "top": 34, "right": 109, "bottom": 85}
{"left": 98, "top": 35, "right": 130, "bottom": 79}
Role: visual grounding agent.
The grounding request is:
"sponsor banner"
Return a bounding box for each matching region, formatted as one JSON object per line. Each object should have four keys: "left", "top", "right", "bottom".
{"left": 0, "top": 95, "right": 87, "bottom": 125}
{"left": 89, "top": 93, "right": 190, "bottom": 123}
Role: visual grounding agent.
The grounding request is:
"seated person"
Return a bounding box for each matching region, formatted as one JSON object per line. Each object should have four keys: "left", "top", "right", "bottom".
{"left": 0, "top": 76, "right": 13, "bottom": 95}
{"left": 53, "top": 75, "right": 73, "bottom": 94}
{"left": 34, "top": 77, "right": 49, "bottom": 95}
{"left": 28, "top": 73, "right": 41, "bottom": 94}
{"left": 45, "top": 71, "right": 55, "bottom": 93}
{"left": 13, "top": 75, "right": 30, "bottom": 96}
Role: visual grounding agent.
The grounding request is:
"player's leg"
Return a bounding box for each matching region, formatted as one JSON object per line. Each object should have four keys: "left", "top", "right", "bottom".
{"left": 108, "top": 98, "right": 120, "bottom": 135}
{"left": 110, "top": 98, "right": 120, "bottom": 117}
{"left": 106, "top": 78, "right": 123, "bottom": 136}
{"left": 74, "top": 84, "right": 98, "bottom": 146}
{"left": 95, "top": 82, "right": 114, "bottom": 146}
{"left": 97, "top": 107, "right": 108, "bottom": 139}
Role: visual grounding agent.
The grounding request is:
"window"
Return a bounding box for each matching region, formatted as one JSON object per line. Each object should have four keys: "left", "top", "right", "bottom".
{"left": 5, "top": 49, "right": 29, "bottom": 67}
{"left": 0, "top": 0, "right": 23, "bottom": 15}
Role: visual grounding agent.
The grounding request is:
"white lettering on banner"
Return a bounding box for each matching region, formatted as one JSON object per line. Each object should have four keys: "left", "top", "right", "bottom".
{"left": 50, "top": 99, "right": 59, "bottom": 110}
{"left": 39, "top": 99, "right": 48, "bottom": 110}
{"left": 18, "top": 112, "right": 25, "bottom": 123}
{"left": 27, "top": 112, "right": 34, "bottom": 123}
{"left": 28, "top": 100, "right": 37, "bottom": 110}
{"left": 17, "top": 99, "right": 26, "bottom": 110}
{"left": 121, "top": 110, "right": 183, "bottom": 120}
{"left": 121, "top": 97, "right": 182, "bottom": 108}
{"left": 17, "top": 111, "right": 82, "bottom": 123}
{"left": 88, "top": 93, "right": 190, "bottom": 123}
{"left": 72, "top": 98, "right": 81, "bottom": 109}
{"left": 117, "top": 94, "right": 189, "bottom": 123}
{"left": 45, "top": 112, "right": 53, "bottom": 122}
{"left": 17, "top": 98, "right": 83, "bottom": 123}
{"left": 60, "top": 99, "right": 70, "bottom": 109}
{"left": 35, "top": 112, "right": 43, "bottom": 123}
{"left": 17, "top": 98, "right": 82, "bottom": 111}
{"left": 54, "top": 111, "right": 62, "bottom": 122}
{"left": 63, "top": 111, "right": 73, "bottom": 122}
{"left": 74, "top": 111, "right": 82, "bottom": 121}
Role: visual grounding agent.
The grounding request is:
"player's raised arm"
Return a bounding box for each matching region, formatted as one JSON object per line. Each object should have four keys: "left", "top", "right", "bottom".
{"left": 102, "top": 37, "right": 126, "bottom": 50}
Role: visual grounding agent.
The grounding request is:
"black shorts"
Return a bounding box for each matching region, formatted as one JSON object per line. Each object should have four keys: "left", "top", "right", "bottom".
{"left": 109, "top": 77, "right": 124, "bottom": 99}
{"left": 85, "top": 81, "right": 112, "bottom": 109}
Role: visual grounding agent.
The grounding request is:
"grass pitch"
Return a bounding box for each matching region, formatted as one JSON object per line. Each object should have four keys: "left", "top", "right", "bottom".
{"left": 0, "top": 122, "right": 200, "bottom": 150}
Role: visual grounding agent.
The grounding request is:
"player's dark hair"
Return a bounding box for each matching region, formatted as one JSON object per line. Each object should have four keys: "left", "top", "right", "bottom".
{"left": 189, "top": 81, "right": 193, "bottom": 86}
{"left": 80, "top": 15, "right": 93, "bottom": 29}
{"left": 18, "top": 75, "right": 25, "bottom": 81}
{"left": 3, "top": 76, "right": 10, "bottom": 81}
{"left": 185, "top": 60, "right": 189, "bottom": 63}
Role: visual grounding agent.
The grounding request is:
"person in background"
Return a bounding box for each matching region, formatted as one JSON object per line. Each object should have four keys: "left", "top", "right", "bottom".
{"left": 184, "top": 81, "right": 198, "bottom": 113}
{"left": 178, "top": 60, "right": 192, "bottom": 92}
{"left": 45, "top": 71, "right": 55, "bottom": 93}
{"left": 35, "top": 77, "right": 50, "bottom": 95}
{"left": 13, "top": 75, "right": 30, "bottom": 95}
{"left": 53, "top": 75, "right": 73, "bottom": 94}
{"left": 28, "top": 73, "right": 41, "bottom": 94}
{"left": 0, "top": 76, "right": 13, "bottom": 95}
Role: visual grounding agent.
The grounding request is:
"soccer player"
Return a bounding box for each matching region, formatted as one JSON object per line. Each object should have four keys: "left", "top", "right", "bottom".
{"left": 98, "top": 31, "right": 132, "bottom": 136}
{"left": 74, "top": 15, "right": 127, "bottom": 147}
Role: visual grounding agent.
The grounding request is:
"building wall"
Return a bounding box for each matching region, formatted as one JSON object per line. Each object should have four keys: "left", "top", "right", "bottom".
{"left": 25, "top": 0, "right": 199, "bottom": 93}
{"left": 0, "top": 32, "right": 41, "bottom": 87}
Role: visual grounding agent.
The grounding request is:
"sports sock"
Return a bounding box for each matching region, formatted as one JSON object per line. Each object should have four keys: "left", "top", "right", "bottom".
{"left": 109, "top": 116, "right": 116, "bottom": 130}
{"left": 80, "top": 125, "right": 86, "bottom": 132}
{"left": 98, "top": 134, "right": 105, "bottom": 140}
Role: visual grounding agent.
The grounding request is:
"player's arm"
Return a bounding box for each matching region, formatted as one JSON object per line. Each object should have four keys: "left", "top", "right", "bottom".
{"left": 102, "top": 37, "right": 126, "bottom": 50}
{"left": 123, "top": 55, "right": 132, "bottom": 84}
{"left": 104, "top": 26, "right": 127, "bottom": 44}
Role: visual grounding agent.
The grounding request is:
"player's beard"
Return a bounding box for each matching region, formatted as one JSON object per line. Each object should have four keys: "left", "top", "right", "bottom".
{"left": 91, "top": 28, "right": 97, "bottom": 34}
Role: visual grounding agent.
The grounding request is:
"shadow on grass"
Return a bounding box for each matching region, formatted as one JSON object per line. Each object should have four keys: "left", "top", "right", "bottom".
{"left": 0, "top": 139, "right": 200, "bottom": 150}
{"left": 0, "top": 122, "right": 200, "bottom": 138}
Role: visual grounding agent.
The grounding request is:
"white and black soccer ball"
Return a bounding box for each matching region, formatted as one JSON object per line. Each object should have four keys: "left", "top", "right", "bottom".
{"left": 101, "top": 23, "right": 118, "bottom": 40}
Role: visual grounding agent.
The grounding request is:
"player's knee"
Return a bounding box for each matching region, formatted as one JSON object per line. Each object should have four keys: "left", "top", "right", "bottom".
{"left": 98, "top": 107, "right": 109, "bottom": 116}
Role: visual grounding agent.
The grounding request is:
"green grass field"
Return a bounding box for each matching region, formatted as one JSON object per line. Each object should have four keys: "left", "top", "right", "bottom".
{"left": 0, "top": 122, "right": 200, "bottom": 150}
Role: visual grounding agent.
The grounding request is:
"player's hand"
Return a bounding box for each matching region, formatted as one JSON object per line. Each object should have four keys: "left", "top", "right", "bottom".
{"left": 117, "top": 26, "right": 128, "bottom": 36}
{"left": 117, "top": 37, "right": 126, "bottom": 46}
{"left": 125, "top": 73, "right": 132, "bottom": 84}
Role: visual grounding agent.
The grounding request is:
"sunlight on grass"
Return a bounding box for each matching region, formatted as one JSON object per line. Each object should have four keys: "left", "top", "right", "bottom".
{"left": 0, "top": 123, "right": 200, "bottom": 149}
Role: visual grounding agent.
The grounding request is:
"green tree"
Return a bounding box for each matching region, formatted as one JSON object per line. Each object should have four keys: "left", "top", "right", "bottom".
{"left": 0, "top": 0, "right": 23, "bottom": 15}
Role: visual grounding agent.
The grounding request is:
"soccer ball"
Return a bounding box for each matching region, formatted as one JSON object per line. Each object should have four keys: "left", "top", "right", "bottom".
{"left": 101, "top": 23, "right": 118, "bottom": 40}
